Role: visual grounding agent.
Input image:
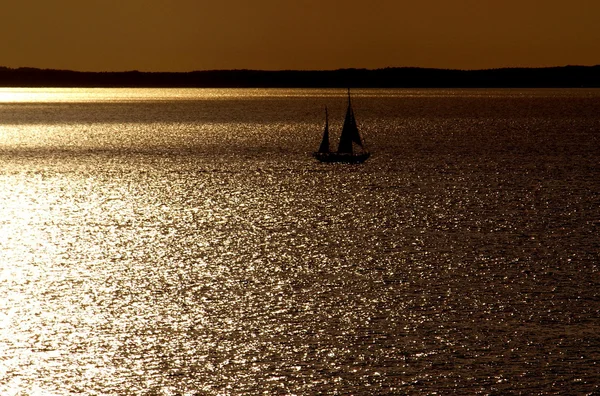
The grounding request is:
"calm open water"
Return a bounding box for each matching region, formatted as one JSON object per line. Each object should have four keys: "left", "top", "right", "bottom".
{"left": 1, "top": 88, "right": 599, "bottom": 395}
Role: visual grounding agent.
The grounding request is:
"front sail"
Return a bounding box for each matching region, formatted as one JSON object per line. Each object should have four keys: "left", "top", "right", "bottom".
{"left": 337, "top": 99, "right": 363, "bottom": 154}
{"left": 317, "top": 106, "right": 330, "bottom": 153}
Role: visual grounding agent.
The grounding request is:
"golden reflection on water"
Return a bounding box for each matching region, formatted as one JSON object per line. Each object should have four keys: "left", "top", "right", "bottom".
{"left": 0, "top": 177, "right": 58, "bottom": 394}
{"left": 0, "top": 87, "right": 219, "bottom": 103}
{"left": 0, "top": 87, "right": 358, "bottom": 104}
{"left": 1, "top": 89, "right": 599, "bottom": 394}
{"left": 0, "top": 87, "right": 535, "bottom": 105}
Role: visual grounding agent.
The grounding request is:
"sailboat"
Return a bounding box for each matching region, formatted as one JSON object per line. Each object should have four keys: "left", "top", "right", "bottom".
{"left": 313, "top": 89, "right": 370, "bottom": 163}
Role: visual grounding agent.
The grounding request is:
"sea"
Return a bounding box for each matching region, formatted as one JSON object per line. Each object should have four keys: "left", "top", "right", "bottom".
{"left": 0, "top": 88, "right": 599, "bottom": 395}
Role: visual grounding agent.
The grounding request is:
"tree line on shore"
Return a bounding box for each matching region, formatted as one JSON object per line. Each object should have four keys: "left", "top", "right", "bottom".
{"left": 1, "top": 65, "right": 599, "bottom": 88}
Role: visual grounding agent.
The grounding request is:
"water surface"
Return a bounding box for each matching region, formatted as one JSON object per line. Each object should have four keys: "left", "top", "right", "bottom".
{"left": 1, "top": 88, "right": 599, "bottom": 394}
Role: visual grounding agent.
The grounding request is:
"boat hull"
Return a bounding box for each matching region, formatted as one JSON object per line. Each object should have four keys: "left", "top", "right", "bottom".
{"left": 313, "top": 152, "right": 370, "bottom": 164}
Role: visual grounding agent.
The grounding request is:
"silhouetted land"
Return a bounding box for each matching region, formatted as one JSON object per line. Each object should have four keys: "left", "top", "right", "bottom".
{"left": 1, "top": 66, "right": 599, "bottom": 88}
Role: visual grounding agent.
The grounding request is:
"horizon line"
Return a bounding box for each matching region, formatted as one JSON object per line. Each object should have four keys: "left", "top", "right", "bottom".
{"left": 2, "top": 64, "right": 600, "bottom": 74}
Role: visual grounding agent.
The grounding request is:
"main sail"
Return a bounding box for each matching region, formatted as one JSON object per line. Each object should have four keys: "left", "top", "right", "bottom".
{"left": 337, "top": 91, "right": 364, "bottom": 154}
{"left": 317, "top": 106, "right": 330, "bottom": 153}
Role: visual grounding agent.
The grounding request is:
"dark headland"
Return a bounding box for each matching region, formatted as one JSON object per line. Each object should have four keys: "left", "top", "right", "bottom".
{"left": 1, "top": 65, "right": 599, "bottom": 88}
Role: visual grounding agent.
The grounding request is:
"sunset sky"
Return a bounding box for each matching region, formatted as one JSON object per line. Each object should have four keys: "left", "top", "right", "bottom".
{"left": 3, "top": 0, "right": 599, "bottom": 72}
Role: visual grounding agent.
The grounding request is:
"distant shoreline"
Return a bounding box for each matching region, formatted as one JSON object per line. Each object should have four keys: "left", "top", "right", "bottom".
{"left": 1, "top": 65, "right": 599, "bottom": 88}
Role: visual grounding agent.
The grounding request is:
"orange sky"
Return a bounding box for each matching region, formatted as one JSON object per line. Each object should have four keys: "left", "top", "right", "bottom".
{"left": 2, "top": 0, "right": 599, "bottom": 72}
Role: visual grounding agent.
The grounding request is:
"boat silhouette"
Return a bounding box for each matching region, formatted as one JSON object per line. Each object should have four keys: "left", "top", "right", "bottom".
{"left": 313, "top": 89, "right": 370, "bottom": 163}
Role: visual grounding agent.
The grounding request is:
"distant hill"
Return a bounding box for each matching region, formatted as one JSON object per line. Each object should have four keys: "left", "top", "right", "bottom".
{"left": 1, "top": 65, "right": 599, "bottom": 88}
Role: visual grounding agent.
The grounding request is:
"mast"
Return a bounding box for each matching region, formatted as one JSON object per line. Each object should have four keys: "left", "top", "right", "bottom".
{"left": 317, "top": 106, "right": 330, "bottom": 153}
